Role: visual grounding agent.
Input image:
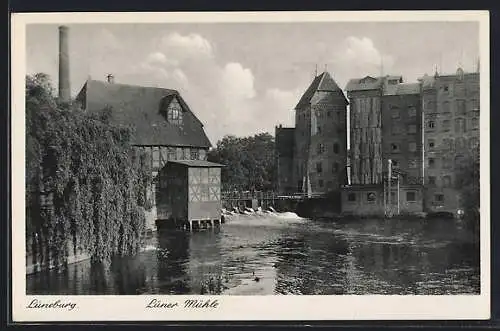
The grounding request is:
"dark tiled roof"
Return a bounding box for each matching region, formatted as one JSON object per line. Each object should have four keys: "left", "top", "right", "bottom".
{"left": 345, "top": 76, "right": 385, "bottom": 92}
{"left": 295, "top": 71, "right": 348, "bottom": 109}
{"left": 396, "top": 83, "right": 420, "bottom": 95}
{"left": 384, "top": 83, "right": 421, "bottom": 96}
{"left": 167, "top": 160, "right": 225, "bottom": 167}
{"left": 76, "top": 80, "right": 212, "bottom": 148}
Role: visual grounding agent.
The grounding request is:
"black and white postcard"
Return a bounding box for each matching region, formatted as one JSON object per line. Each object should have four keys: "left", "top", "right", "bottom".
{"left": 11, "top": 11, "right": 490, "bottom": 321}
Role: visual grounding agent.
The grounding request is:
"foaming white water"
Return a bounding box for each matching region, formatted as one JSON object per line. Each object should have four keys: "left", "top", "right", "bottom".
{"left": 223, "top": 211, "right": 305, "bottom": 227}
{"left": 141, "top": 245, "right": 158, "bottom": 252}
{"left": 274, "top": 211, "right": 302, "bottom": 219}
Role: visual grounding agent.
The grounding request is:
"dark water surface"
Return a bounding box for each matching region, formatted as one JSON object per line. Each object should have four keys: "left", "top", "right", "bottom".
{"left": 27, "top": 214, "right": 480, "bottom": 295}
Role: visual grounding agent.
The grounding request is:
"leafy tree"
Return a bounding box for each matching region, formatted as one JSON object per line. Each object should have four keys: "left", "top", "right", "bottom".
{"left": 208, "top": 133, "right": 276, "bottom": 192}
{"left": 26, "top": 73, "right": 152, "bottom": 268}
{"left": 456, "top": 147, "right": 480, "bottom": 214}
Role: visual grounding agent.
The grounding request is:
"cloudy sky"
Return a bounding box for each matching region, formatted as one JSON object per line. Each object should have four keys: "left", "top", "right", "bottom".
{"left": 26, "top": 22, "right": 479, "bottom": 145}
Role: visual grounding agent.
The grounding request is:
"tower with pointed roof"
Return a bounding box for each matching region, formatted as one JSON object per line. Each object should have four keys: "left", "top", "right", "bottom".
{"left": 290, "top": 71, "right": 349, "bottom": 195}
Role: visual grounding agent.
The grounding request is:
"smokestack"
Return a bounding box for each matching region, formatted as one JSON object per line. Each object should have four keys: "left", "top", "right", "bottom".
{"left": 58, "top": 26, "right": 71, "bottom": 103}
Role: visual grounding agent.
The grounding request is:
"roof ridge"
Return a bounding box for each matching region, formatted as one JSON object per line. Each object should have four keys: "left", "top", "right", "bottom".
{"left": 88, "top": 79, "right": 179, "bottom": 93}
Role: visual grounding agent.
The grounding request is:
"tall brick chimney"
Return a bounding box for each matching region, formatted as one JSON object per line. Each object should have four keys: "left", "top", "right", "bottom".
{"left": 58, "top": 26, "right": 71, "bottom": 103}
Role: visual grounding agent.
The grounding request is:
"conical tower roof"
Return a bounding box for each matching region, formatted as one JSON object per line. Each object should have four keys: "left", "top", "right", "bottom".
{"left": 295, "top": 71, "right": 347, "bottom": 109}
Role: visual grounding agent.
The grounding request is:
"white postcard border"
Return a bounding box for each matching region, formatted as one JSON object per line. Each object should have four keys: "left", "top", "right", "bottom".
{"left": 11, "top": 10, "right": 491, "bottom": 322}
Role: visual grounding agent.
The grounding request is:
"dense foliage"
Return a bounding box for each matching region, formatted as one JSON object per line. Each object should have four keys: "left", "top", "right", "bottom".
{"left": 456, "top": 147, "right": 480, "bottom": 213}
{"left": 207, "top": 133, "right": 276, "bottom": 192}
{"left": 26, "top": 73, "right": 152, "bottom": 267}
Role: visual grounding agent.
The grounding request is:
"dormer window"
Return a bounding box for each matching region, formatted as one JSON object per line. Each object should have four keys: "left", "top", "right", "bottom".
{"left": 162, "top": 97, "right": 183, "bottom": 125}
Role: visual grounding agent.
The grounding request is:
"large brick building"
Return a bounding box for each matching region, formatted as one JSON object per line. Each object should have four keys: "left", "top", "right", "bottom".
{"left": 342, "top": 75, "right": 424, "bottom": 216}
{"left": 419, "top": 68, "right": 480, "bottom": 213}
{"left": 381, "top": 80, "right": 423, "bottom": 183}
{"left": 275, "top": 71, "right": 348, "bottom": 195}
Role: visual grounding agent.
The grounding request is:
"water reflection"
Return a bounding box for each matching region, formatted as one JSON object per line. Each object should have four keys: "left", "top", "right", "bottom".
{"left": 26, "top": 216, "right": 480, "bottom": 295}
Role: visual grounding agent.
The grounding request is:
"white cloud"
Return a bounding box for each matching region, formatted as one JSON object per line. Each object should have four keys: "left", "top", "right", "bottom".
{"left": 160, "top": 32, "right": 214, "bottom": 62}
{"left": 172, "top": 68, "right": 189, "bottom": 89}
{"left": 333, "top": 36, "right": 395, "bottom": 78}
{"left": 121, "top": 33, "right": 284, "bottom": 143}
{"left": 220, "top": 62, "right": 256, "bottom": 100}
{"left": 266, "top": 88, "right": 298, "bottom": 112}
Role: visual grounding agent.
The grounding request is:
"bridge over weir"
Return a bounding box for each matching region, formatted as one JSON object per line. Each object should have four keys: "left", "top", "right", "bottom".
{"left": 221, "top": 191, "right": 324, "bottom": 211}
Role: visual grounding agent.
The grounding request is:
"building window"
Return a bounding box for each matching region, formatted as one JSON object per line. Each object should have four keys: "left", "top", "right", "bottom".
{"left": 316, "top": 125, "right": 322, "bottom": 135}
{"left": 428, "top": 139, "right": 435, "bottom": 149}
{"left": 428, "top": 158, "right": 436, "bottom": 168}
{"left": 152, "top": 148, "right": 160, "bottom": 168}
{"left": 391, "top": 106, "right": 400, "bottom": 118}
{"left": 472, "top": 117, "right": 479, "bottom": 130}
{"left": 408, "top": 142, "right": 417, "bottom": 152}
{"left": 443, "top": 176, "right": 452, "bottom": 187}
{"left": 408, "top": 159, "right": 417, "bottom": 168}
{"left": 443, "top": 138, "right": 453, "bottom": 151}
{"left": 455, "top": 155, "right": 465, "bottom": 169}
{"left": 456, "top": 99, "right": 466, "bottom": 115}
{"left": 190, "top": 149, "right": 199, "bottom": 160}
{"left": 318, "top": 179, "right": 324, "bottom": 188}
{"left": 435, "top": 193, "right": 445, "bottom": 202}
{"left": 455, "top": 118, "right": 466, "bottom": 133}
{"left": 348, "top": 193, "right": 356, "bottom": 202}
{"left": 367, "top": 192, "right": 376, "bottom": 202}
{"left": 333, "top": 143, "right": 340, "bottom": 154}
{"left": 426, "top": 101, "right": 435, "bottom": 111}
{"left": 333, "top": 162, "right": 339, "bottom": 173}
{"left": 408, "top": 106, "right": 417, "bottom": 117}
{"left": 167, "top": 147, "right": 176, "bottom": 161}
{"left": 442, "top": 157, "right": 452, "bottom": 169}
{"left": 469, "top": 137, "right": 479, "bottom": 149}
{"left": 408, "top": 124, "right": 416, "bottom": 134}
{"left": 428, "top": 176, "right": 436, "bottom": 185}
{"left": 316, "top": 162, "right": 323, "bottom": 174}
{"left": 327, "top": 111, "right": 332, "bottom": 117}
{"left": 199, "top": 149, "right": 207, "bottom": 160}
{"left": 167, "top": 101, "right": 183, "bottom": 125}
{"left": 427, "top": 120, "right": 436, "bottom": 129}
{"left": 443, "top": 85, "right": 449, "bottom": 92}
{"left": 455, "top": 137, "right": 466, "bottom": 151}
{"left": 182, "top": 148, "right": 190, "bottom": 160}
{"left": 391, "top": 159, "right": 399, "bottom": 168}
{"left": 392, "top": 125, "right": 402, "bottom": 135}
{"left": 406, "top": 191, "right": 416, "bottom": 202}
{"left": 391, "top": 143, "right": 400, "bottom": 153}
{"left": 317, "top": 143, "right": 325, "bottom": 155}
{"left": 442, "top": 101, "right": 450, "bottom": 113}
{"left": 470, "top": 99, "right": 479, "bottom": 111}
{"left": 442, "top": 119, "right": 450, "bottom": 131}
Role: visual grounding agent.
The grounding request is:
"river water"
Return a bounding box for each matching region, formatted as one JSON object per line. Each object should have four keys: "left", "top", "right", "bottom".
{"left": 26, "top": 213, "right": 480, "bottom": 295}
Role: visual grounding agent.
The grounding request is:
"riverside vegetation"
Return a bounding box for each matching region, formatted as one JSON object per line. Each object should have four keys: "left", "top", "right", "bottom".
{"left": 25, "top": 73, "right": 153, "bottom": 269}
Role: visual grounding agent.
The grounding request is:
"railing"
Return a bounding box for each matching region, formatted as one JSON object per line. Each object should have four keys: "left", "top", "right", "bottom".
{"left": 221, "top": 191, "right": 326, "bottom": 201}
